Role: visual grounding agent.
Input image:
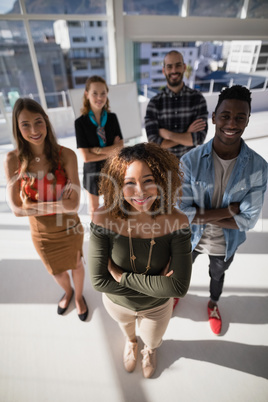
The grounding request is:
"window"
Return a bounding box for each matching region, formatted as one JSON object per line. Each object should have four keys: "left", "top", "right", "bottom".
{"left": 258, "top": 56, "right": 268, "bottom": 64}
{"left": 75, "top": 76, "right": 88, "bottom": 85}
{"left": 72, "top": 61, "right": 88, "bottom": 71}
{"left": 73, "top": 37, "right": 87, "bottom": 43}
{"left": 260, "top": 45, "right": 268, "bottom": 53}
{"left": 91, "top": 58, "right": 105, "bottom": 69}
{"left": 243, "top": 45, "right": 253, "bottom": 53}
{"left": 189, "top": 0, "right": 243, "bottom": 18}
{"left": 247, "top": 0, "right": 268, "bottom": 18}
{"left": 68, "top": 21, "right": 81, "bottom": 27}
{"left": 140, "top": 59, "right": 150, "bottom": 65}
{"left": 27, "top": 19, "right": 108, "bottom": 103}
{"left": 0, "top": 21, "right": 38, "bottom": 107}
{"left": 24, "top": 0, "right": 106, "bottom": 14}
{"left": 0, "top": 0, "right": 19, "bottom": 14}
{"left": 123, "top": 0, "right": 183, "bottom": 15}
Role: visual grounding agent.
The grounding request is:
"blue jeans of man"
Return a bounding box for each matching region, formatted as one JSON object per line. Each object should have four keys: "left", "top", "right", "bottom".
{"left": 192, "top": 251, "right": 235, "bottom": 303}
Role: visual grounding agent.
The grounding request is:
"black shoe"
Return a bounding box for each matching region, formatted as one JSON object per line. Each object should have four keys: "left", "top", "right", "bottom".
{"left": 78, "top": 296, "right": 88, "bottom": 321}
{"left": 57, "top": 288, "right": 74, "bottom": 315}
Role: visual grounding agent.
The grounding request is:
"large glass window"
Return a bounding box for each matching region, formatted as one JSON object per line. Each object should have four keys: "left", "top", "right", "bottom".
{"left": 27, "top": 19, "right": 109, "bottom": 107}
{"left": 0, "top": 20, "right": 38, "bottom": 110}
{"left": 123, "top": 0, "right": 183, "bottom": 16}
{"left": 0, "top": 16, "right": 109, "bottom": 109}
{"left": 189, "top": 0, "right": 244, "bottom": 18}
{"left": 134, "top": 40, "right": 268, "bottom": 96}
{"left": 0, "top": 0, "right": 20, "bottom": 14}
{"left": 24, "top": 0, "right": 106, "bottom": 14}
{"left": 247, "top": 0, "right": 268, "bottom": 18}
{"left": 134, "top": 41, "right": 201, "bottom": 93}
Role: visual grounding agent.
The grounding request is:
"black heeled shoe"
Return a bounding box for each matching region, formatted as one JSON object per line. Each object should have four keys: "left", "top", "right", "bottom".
{"left": 57, "top": 288, "right": 74, "bottom": 315}
{"left": 78, "top": 296, "right": 88, "bottom": 321}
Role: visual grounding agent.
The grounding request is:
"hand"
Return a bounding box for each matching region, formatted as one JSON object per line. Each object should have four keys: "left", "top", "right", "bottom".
{"left": 20, "top": 191, "right": 39, "bottom": 214}
{"left": 62, "top": 179, "right": 72, "bottom": 199}
{"left": 113, "top": 136, "right": 121, "bottom": 144}
{"left": 20, "top": 191, "right": 34, "bottom": 208}
{"left": 160, "top": 259, "right": 174, "bottom": 277}
{"left": 187, "top": 119, "right": 206, "bottom": 133}
{"left": 229, "top": 202, "right": 240, "bottom": 216}
{"left": 108, "top": 258, "right": 124, "bottom": 283}
{"left": 92, "top": 147, "right": 101, "bottom": 155}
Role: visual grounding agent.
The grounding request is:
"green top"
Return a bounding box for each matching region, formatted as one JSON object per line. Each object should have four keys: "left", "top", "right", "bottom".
{"left": 89, "top": 222, "right": 192, "bottom": 311}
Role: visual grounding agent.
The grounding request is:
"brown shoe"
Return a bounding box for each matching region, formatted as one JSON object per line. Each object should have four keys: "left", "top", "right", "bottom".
{"left": 141, "top": 345, "right": 156, "bottom": 378}
{"left": 123, "top": 340, "right": 138, "bottom": 372}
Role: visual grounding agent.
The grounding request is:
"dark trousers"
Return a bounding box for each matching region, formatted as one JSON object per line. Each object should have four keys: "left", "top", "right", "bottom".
{"left": 192, "top": 250, "right": 235, "bottom": 302}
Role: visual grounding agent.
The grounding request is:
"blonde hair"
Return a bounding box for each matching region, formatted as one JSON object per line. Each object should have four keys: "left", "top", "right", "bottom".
{"left": 80, "top": 75, "right": 111, "bottom": 115}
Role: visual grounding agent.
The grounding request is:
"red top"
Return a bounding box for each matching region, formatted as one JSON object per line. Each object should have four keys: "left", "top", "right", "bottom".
{"left": 21, "top": 147, "right": 67, "bottom": 202}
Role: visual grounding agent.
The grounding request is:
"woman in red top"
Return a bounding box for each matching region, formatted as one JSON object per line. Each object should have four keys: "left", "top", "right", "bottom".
{"left": 4, "top": 98, "right": 88, "bottom": 320}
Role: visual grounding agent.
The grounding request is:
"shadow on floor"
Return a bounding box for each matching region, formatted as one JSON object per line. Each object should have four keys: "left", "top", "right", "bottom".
{"left": 156, "top": 339, "right": 268, "bottom": 380}
{"left": 173, "top": 293, "right": 268, "bottom": 325}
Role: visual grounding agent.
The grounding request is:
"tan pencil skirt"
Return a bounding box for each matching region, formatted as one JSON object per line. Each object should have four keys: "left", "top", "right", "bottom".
{"left": 29, "top": 213, "right": 84, "bottom": 275}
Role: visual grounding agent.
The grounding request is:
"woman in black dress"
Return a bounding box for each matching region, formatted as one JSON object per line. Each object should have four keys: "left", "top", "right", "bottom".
{"left": 75, "top": 76, "right": 123, "bottom": 216}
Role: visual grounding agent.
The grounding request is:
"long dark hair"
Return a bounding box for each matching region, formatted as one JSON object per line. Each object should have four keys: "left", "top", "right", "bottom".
{"left": 12, "top": 98, "right": 59, "bottom": 177}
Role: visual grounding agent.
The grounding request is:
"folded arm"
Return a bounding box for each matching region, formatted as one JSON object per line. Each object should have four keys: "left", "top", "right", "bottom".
{"left": 159, "top": 118, "right": 206, "bottom": 149}
{"left": 89, "top": 226, "right": 147, "bottom": 297}
{"left": 115, "top": 230, "right": 192, "bottom": 298}
{"left": 4, "top": 148, "right": 81, "bottom": 217}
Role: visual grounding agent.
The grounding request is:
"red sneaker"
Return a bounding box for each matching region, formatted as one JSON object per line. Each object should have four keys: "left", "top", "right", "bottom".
{"left": 207, "top": 303, "right": 222, "bottom": 335}
{"left": 173, "top": 298, "right": 179, "bottom": 310}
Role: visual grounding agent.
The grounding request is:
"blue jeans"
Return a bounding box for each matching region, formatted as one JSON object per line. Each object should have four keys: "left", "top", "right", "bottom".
{"left": 192, "top": 251, "right": 235, "bottom": 303}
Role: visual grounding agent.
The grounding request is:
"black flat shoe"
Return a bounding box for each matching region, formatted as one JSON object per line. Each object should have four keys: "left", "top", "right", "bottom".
{"left": 57, "top": 288, "right": 74, "bottom": 315}
{"left": 78, "top": 296, "right": 88, "bottom": 321}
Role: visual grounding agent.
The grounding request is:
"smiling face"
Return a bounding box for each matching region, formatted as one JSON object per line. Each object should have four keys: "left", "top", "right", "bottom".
{"left": 162, "top": 52, "right": 186, "bottom": 91}
{"left": 85, "top": 81, "right": 108, "bottom": 114}
{"left": 18, "top": 108, "right": 47, "bottom": 147}
{"left": 212, "top": 99, "right": 250, "bottom": 157}
{"left": 123, "top": 160, "right": 158, "bottom": 213}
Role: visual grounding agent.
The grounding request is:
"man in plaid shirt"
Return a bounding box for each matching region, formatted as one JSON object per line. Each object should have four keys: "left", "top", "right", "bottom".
{"left": 145, "top": 50, "right": 208, "bottom": 160}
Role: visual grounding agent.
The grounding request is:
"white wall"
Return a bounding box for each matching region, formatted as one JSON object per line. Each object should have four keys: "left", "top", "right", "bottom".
{"left": 203, "top": 88, "right": 268, "bottom": 117}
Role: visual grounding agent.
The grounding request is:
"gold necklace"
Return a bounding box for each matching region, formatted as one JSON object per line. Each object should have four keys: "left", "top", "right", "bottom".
{"left": 127, "top": 223, "right": 156, "bottom": 275}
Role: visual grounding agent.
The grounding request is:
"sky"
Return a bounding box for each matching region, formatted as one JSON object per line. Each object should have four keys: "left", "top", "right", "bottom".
{"left": 0, "top": 0, "right": 16, "bottom": 14}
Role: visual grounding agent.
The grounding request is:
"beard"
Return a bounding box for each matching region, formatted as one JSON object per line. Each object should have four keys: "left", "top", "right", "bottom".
{"left": 166, "top": 73, "right": 183, "bottom": 88}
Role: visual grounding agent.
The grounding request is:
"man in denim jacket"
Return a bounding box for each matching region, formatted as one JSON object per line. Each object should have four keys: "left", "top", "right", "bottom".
{"left": 180, "top": 85, "right": 267, "bottom": 335}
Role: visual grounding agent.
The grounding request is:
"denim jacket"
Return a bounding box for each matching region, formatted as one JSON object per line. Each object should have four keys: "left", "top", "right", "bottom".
{"left": 180, "top": 139, "right": 267, "bottom": 261}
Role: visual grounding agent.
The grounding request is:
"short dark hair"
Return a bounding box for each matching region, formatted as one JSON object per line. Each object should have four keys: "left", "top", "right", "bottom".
{"left": 214, "top": 85, "right": 251, "bottom": 114}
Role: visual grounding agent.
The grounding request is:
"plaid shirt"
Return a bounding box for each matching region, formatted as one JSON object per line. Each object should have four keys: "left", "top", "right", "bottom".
{"left": 145, "top": 85, "right": 208, "bottom": 159}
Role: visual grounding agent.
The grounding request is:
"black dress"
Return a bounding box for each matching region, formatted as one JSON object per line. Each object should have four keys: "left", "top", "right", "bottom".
{"left": 75, "top": 113, "right": 123, "bottom": 195}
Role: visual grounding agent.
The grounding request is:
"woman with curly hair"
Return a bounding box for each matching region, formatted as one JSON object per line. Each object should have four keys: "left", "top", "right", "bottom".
{"left": 4, "top": 98, "right": 88, "bottom": 321}
{"left": 75, "top": 75, "right": 123, "bottom": 216}
{"left": 89, "top": 142, "right": 192, "bottom": 378}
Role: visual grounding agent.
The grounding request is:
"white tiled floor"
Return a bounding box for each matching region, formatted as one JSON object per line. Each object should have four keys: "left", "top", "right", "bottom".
{"left": 0, "top": 117, "right": 268, "bottom": 402}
